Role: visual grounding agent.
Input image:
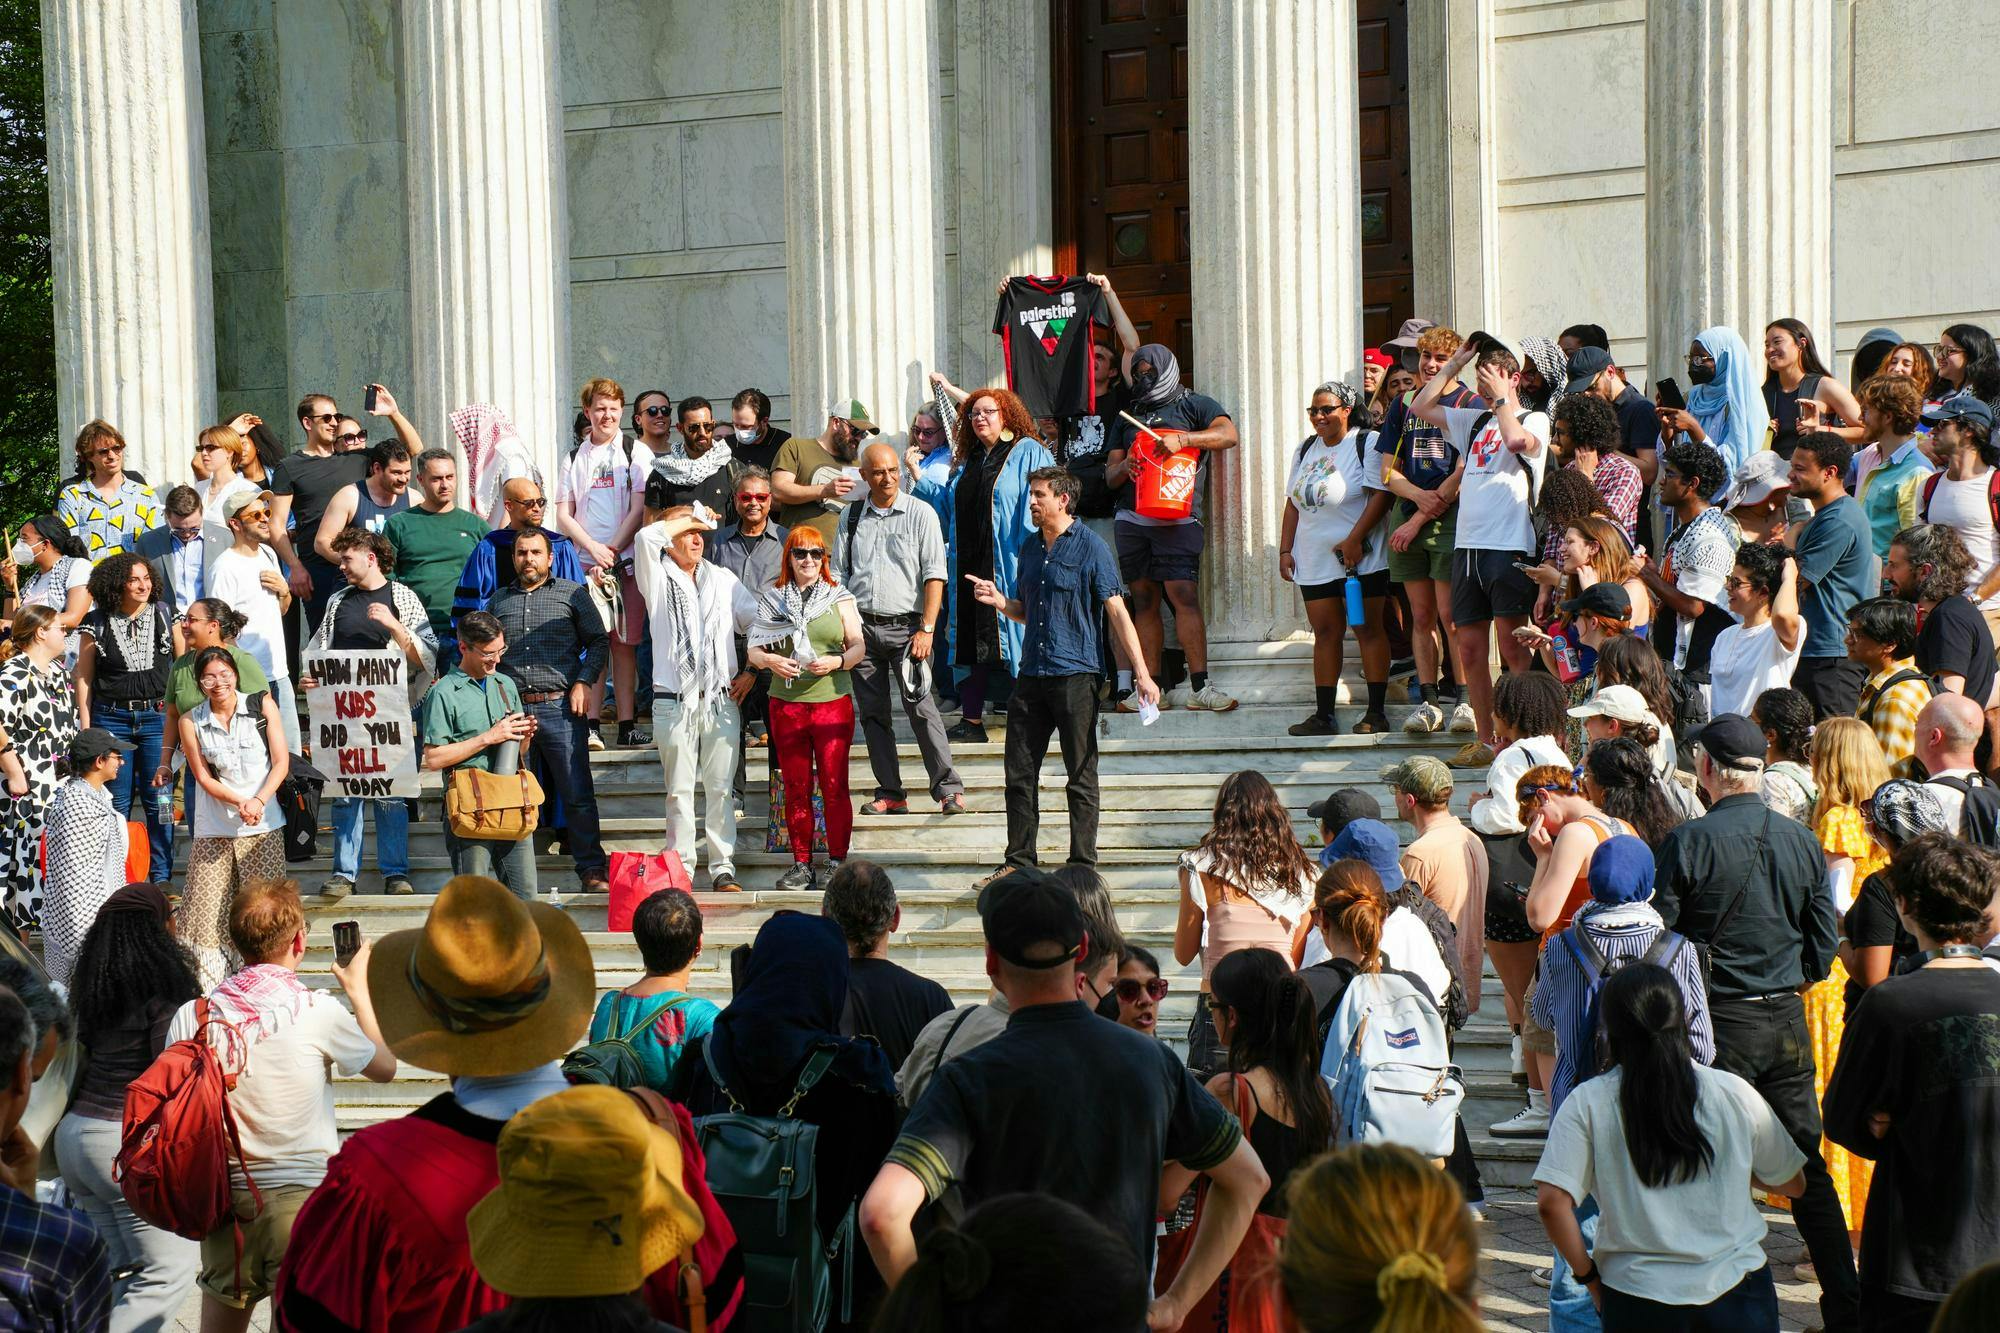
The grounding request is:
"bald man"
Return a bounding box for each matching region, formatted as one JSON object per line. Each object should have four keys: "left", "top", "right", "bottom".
{"left": 838, "top": 441, "right": 965, "bottom": 815}
{"left": 452, "top": 477, "right": 586, "bottom": 618}
{"left": 1917, "top": 692, "right": 1993, "bottom": 834}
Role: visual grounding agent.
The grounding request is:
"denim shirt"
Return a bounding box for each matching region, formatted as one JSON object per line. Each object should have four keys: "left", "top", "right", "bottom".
{"left": 1016, "top": 522, "right": 1123, "bottom": 678}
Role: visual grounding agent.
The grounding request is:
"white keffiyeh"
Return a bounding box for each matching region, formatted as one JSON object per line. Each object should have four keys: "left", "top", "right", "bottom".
{"left": 651, "top": 439, "right": 734, "bottom": 487}
{"left": 749, "top": 580, "right": 854, "bottom": 664}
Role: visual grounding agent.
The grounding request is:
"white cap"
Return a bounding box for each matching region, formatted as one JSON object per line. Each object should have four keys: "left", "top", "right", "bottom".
{"left": 1567, "top": 684, "right": 1656, "bottom": 726}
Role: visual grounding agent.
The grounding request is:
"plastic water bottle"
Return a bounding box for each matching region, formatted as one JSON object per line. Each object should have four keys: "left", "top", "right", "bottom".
{"left": 1344, "top": 576, "right": 1365, "bottom": 627}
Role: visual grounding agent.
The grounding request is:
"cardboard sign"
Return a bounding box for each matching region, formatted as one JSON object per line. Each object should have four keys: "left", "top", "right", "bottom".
{"left": 303, "top": 649, "right": 419, "bottom": 799}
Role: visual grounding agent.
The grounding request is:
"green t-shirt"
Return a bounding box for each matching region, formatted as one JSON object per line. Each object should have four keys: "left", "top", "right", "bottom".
{"left": 767, "top": 604, "right": 851, "bottom": 704}
{"left": 383, "top": 506, "right": 489, "bottom": 639}
{"left": 421, "top": 667, "right": 521, "bottom": 773}
{"left": 167, "top": 647, "right": 268, "bottom": 715}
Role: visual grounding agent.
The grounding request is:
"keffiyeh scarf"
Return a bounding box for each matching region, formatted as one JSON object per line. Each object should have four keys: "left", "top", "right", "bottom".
{"left": 1519, "top": 336, "right": 1570, "bottom": 417}
{"left": 652, "top": 439, "right": 734, "bottom": 488}
{"left": 748, "top": 580, "right": 854, "bottom": 662}
{"left": 659, "top": 558, "right": 734, "bottom": 718}
{"left": 209, "top": 962, "right": 310, "bottom": 1045}
{"left": 450, "top": 402, "right": 543, "bottom": 522}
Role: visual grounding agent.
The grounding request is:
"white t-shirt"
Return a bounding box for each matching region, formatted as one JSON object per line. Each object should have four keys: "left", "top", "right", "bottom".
{"left": 1533, "top": 1065, "right": 1806, "bottom": 1306}
{"left": 1924, "top": 471, "right": 2000, "bottom": 612}
{"left": 556, "top": 435, "right": 647, "bottom": 561}
{"left": 208, "top": 545, "right": 289, "bottom": 679}
{"left": 1298, "top": 904, "right": 1454, "bottom": 998}
{"left": 1469, "top": 734, "right": 1572, "bottom": 835}
{"left": 1441, "top": 405, "right": 1549, "bottom": 553}
{"left": 1285, "top": 430, "right": 1388, "bottom": 586}
{"left": 1706, "top": 619, "right": 1801, "bottom": 719}
{"left": 168, "top": 985, "right": 376, "bottom": 1189}
{"left": 201, "top": 477, "right": 261, "bottom": 526}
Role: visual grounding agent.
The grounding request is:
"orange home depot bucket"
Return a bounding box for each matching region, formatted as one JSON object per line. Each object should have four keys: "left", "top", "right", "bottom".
{"left": 1133, "top": 436, "right": 1199, "bottom": 521}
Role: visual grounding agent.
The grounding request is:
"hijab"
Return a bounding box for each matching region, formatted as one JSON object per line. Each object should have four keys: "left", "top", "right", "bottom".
{"left": 1127, "top": 344, "right": 1184, "bottom": 411}
{"left": 706, "top": 912, "right": 896, "bottom": 1104}
{"left": 1685, "top": 327, "right": 1768, "bottom": 480}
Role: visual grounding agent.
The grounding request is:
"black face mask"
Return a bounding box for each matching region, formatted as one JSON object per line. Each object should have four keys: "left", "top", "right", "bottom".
{"left": 1687, "top": 361, "right": 1717, "bottom": 386}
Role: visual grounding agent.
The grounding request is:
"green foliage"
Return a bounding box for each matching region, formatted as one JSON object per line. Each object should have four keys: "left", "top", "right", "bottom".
{"left": 0, "top": 0, "right": 56, "bottom": 536}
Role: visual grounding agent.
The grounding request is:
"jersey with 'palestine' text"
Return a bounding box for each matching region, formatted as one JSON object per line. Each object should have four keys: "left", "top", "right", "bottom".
{"left": 992, "top": 275, "right": 1109, "bottom": 419}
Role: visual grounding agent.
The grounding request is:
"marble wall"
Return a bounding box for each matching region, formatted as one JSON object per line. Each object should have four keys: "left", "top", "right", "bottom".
{"left": 201, "top": 0, "right": 411, "bottom": 447}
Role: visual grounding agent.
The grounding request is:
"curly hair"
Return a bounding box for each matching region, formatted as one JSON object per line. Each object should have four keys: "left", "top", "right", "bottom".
{"left": 953, "top": 387, "right": 1040, "bottom": 467}
{"left": 1495, "top": 671, "right": 1570, "bottom": 743}
{"left": 1194, "top": 770, "right": 1318, "bottom": 903}
{"left": 1554, "top": 393, "right": 1620, "bottom": 456}
{"left": 1662, "top": 439, "right": 1728, "bottom": 499}
{"left": 1888, "top": 833, "right": 1998, "bottom": 944}
{"left": 1752, "top": 687, "right": 1815, "bottom": 765}
{"left": 1856, "top": 374, "right": 1923, "bottom": 437}
{"left": 69, "top": 900, "right": 200, "bottom": 1040}
{"left": 1891, "top": 523, "right": 1977, "bottom": 605}
{"left": 1584, "top": 738, "right": 1681, "bottom": 844}
{"left": 86, "top": 551, "right": 157, "bottom": 615}
{"left": 330, "top": 525, "right": 396, "bottom": 573}
{"left": 1594, "top": 636, "right": 1674, "bottom": 730}
{"left": 1884, "top": 342, "right": 1936, "bottom": 399}
{"left": 1732, "top": 541, "right": 1788, "bottom": 600}
{"left": 1537, "top": 467, "right": 1604, "bottom": 537}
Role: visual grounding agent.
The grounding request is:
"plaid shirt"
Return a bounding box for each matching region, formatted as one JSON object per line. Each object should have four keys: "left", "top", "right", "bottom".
{"left": 487, "top": 576, "right": 609, "bottom": 694}
{"left": 1859, "top": 657, "right": 1932, "bottom": 774}
{"left": 0, "top": 1182, "right": 110, "bottom": 1332}
{"left": 1541, "top": 451, "right": 1645, "bottom": 567}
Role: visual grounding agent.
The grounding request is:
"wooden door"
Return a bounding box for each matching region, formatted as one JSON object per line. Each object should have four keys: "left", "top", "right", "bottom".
{"left": 1357, "top": 0, "right": 1414, "bottom": 348}
{"left": 1052, "top": 0, "right": 1193, "bottom": 370}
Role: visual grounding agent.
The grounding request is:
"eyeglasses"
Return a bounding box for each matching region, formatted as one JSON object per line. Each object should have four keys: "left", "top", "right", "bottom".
{"left": 790, "top": 549, "right": 826, "bottom": 563}
{"left": 1724, "top": 577, "right": 1753, "bottom": 593}
{"left": 1115, "top": 977, "right": 1170, "bottom": 1003}
{"left": 967, "top": 407, "right": 1002, "bottom": 420}
{"left": 168, "top": 525, "right": 203, "bottom": 540}
{"left": 335, "top": 431, "right": 367, "bottom": 446}
{"left": 735, "top": 492, "right": 771, "bottom": 505}
{"left": 91, "top": 445, "right": 125, "bottom": 456}
{"left": 913, "top": 424, "right": 944, "bottom": 439}
{"left": 310, "top": 413, "right": 341, "bottom": 424}
{"left": 641, "top": 405, "right": 674, "bottom": 418}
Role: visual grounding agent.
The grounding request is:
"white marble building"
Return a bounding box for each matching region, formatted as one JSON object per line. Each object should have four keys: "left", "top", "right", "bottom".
{"left": 42, "top": 0, "right": 2000, "bottom": 664}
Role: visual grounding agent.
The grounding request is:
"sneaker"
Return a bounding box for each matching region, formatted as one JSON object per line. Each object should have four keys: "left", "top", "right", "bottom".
{"left": 859, "top": 798, "right": 909, "bottom": 816}
{"left": 709, "top": 870, "right": 743, "bottom": 893}
{"left": 774, "top": 862, "right": 814, "bottom": 892}
{"left": 383, "top": 875, "right": 416, "bottom": 896}
{"left": 1490, "top": 1092, "right": 1550, "bottom": 1138}
{"left": 586, "top": 729, "right": 606, "bottom": 752}
{"left": 1388, "top": 655, "right": 1416, "bottom": 680}
{"left": 1164, "top": 683, "right": 1192, "bottom": 710}
{"left": 1449, "top": 702, "right": 1476, "bottom": 733}
{"left": 1465, "top": 1200, "right": 1487, "bottom": 1224}
{"left": 940, "top": 793, "right": 968, "bottom": 815}
{"left": 1402, "top": 701, "right": 1446, "bottom": 734}
{"left": 813, "top": 858, "right": 842, "bottom": 890}
{"left": 1530, "top": 1267, "right": 1554, "bottom": 1289}
{"left": 1186, "top": 683, "right": 1238, "bottom": 712}
{"left": 970, "top": 866, "right": 1011, "bottom": 892}
{"left": 1288, "top": 713, "right": 1337, "bottom": 737}
{"left": 319, "top": 877, "right": 354, "bottom": 903}
{"left": 946, "top": 720, "right": 988, "bottom": 743}
{"left": 1113, "top": 689, "right": 1141, "bottom": 713}
{"left": 1449, "top": 740, "right": 1497, "bottom": 768}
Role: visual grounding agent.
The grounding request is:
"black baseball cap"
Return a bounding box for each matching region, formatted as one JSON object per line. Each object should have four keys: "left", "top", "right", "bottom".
{"left": 1561, "top": 581, "right": 1632, "bottom": 621}
{"left": 1564, "top": 346, "right": 1614, "bottom": 394}
{"left": 67, "top": 727, "right": 135, "bottom": 770}
{"left": 1694, "top": 713, "right": 1766, "bottom": 771}
{"left": 1307, "top": 788, "right": 1382, "bottom": 831}
{"left": 978, "top": 866, "right": 1086, "bottom": 969}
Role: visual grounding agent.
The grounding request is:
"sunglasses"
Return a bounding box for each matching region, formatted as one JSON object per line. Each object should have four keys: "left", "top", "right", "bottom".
{"left": 508, "top": 496, "right": 549, "bottom": 509}
{"left": 736, "top": 492, "right": 771, "bottom": 504}
{"left": 640, "top": 405, "right": 674, "bottom": 418}
{"left": 790, "top": 549, "right": 826, "bottom": 563}
{"left": 335, "top": 431, "right": 368, "bottom": 446}
{"left": 1305, "top": 405, "right": 1343, "bottom": 416}
{"left": 234, "top": 508, "right": 269, "bottom": 522}
{"left": 310, "top": 412, "right": 341, "bottom": 424}
{"left": 1115, "top": 977, "right": 1169, "bottom": 1003}
{"left": 683, "top": 423, "right": 717, "bottom": 435}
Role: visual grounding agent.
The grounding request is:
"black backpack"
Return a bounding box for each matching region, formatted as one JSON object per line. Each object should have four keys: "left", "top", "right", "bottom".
{"left": 1559, "top": 926, "right": 1691, "bottom": 1078}
{"left": 241, "top": 690, "right": 327, "bottom": 863}
{"left": 1929, "top": 775, "right": 2000, "bottom": 849}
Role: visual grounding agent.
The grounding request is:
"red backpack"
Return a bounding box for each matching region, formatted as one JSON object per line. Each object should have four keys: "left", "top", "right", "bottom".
{"left": 116, "top": 1000, "right": 263, "bottom": 1242}
{"left": 1920, "top": 468, "right": 2000, "bottom": 529}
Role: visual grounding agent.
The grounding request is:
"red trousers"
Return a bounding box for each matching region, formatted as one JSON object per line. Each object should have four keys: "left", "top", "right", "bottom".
{"left": 768, "top": 694, "right": 854, "bottom": 862}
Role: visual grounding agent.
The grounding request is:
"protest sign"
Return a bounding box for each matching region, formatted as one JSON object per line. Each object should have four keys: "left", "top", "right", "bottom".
{"left": 303, "top": 649, "right": 419, "bottom": 799}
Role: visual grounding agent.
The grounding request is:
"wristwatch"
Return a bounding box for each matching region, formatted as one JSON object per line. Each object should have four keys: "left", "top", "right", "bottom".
{"left": 920, "top": 623, "right": 934, "bottom": 633}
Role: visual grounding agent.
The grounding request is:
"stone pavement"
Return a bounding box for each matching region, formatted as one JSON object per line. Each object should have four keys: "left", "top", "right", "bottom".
{"left": 174, "top": 1185, "right": 1828, "bottom": 1331}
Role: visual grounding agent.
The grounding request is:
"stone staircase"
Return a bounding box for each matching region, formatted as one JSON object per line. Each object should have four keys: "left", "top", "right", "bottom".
{"left": 265, "top": 674, "right": 1544, "bottom": 1185}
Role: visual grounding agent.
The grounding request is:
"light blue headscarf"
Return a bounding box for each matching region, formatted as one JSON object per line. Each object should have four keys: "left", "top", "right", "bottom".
{"left": 1684, "top": 326, "right": 1768, "bottom": 483}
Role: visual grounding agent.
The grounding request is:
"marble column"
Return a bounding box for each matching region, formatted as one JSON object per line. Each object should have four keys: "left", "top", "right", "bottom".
{"left": 954, "top": 0, "right": 1054, "bottom": 385}
{"left": 784, "top": 0, "right": 942, "bottom": 444}
{"left": 1645, "top": 0, "right": 1833, "bottom": 384}
{"left": 1189, "top": 0, "right": 1363, "bottom": 647}
{"left": 1408, "top": 0, "right": 1498, "bottom": 333}
{"left": 42, "top": 0, "right": 215, "bottom": 487}
{"left": 402, "top": 0, "right": 571, "bottom": 484}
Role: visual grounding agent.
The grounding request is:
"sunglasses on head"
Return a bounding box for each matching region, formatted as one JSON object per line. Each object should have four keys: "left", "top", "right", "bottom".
{"left": 1115, "top": 977, "right": 1169, "bottom": 1003}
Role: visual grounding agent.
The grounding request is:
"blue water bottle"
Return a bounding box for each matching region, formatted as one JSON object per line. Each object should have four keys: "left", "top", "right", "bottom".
{"left": 1344, "top": 575, "right": 1365, "bottom": 627}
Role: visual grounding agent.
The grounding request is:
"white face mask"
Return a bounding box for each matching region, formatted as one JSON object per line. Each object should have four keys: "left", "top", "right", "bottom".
{"left": 10, "top": 540, "right": 35, "bottom": 565}
{"left": 733, "top": 426, "right": 759, "bottom": 445}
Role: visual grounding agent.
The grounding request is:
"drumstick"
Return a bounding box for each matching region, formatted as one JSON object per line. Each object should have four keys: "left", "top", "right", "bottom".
{"left": 1117, "top": 410, "right": 1162, "bottom": 441}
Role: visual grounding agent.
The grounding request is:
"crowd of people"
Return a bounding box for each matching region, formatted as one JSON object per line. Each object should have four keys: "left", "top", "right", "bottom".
{"left": 3, "top": 293, "right": 2000, "bottom": 1332}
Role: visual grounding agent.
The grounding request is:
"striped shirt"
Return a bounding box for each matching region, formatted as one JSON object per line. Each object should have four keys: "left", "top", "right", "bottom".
{"left": 0, "top": 1182, "right": 111, "bottom": 1332}
{"left": 1531, "top": 903, "right": 1715, "bottom": 1111}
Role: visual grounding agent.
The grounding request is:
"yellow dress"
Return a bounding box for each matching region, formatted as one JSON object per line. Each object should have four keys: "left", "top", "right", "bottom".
{"left": 1809, "top": 803, "right": 1887, "bottom": 1234}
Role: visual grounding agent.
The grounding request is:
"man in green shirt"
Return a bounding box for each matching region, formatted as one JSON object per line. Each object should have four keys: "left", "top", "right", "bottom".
{"left": 384, "top": 449, "right": 488, "bottom": 673}
{"left": 421, "top": 610, "right": 537, "bottom": 899}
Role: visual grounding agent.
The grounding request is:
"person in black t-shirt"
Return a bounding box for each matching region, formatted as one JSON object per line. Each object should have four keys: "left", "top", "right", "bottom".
{"left": 861, "top": 867, "right": 1265, "bottom": 1329}
{"left": 822, "top": 859, "right": 952, "bottom": 1069}
{"left": 726, "top": 387, "right": 792, "bottom": 480}
{"left": 1885, "top": 523, "right": 1998, "bottom": 714}
{"left": 1051, "top": 276, "right": 1142, "bottom": 522}
{"left": 1826, "top": 833, "right": 2000, "bottom": 1329}
{"left": 992, "top": 275, "right": 1112, "bottom": 420}
{"left": 1839, "top": 779, "right": 1951, "bottom": 1017}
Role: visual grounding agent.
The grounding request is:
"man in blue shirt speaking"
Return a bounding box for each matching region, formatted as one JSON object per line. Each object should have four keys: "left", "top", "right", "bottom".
{"left": 968, "top": 468, "right": 1157, "bottom": 884}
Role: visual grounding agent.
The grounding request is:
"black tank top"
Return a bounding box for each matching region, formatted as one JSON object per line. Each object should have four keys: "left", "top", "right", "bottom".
{"left": 1238, "top": 1079, "right": 1311, "bottom": 1218}
{"left": 1763, "top": 372, "right": 1823, "bottom": 458}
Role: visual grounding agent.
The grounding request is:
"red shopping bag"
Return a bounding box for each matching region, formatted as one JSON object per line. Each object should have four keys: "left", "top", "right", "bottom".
{"left": 606, "top": 849, "right": 692, "bottom": 932}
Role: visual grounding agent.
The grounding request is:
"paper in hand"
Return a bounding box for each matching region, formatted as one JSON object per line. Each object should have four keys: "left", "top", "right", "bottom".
{"left": 1137, "top": 696, "right": 1161, "bottom": 726}
{"left": 690, "top": 501, "right": 721, "bottom": 528}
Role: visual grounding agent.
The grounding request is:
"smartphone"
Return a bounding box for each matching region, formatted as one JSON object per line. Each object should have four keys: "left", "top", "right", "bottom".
{"left": 1511, "top": 560, "right": 1538, "bottom": 573}
{"left": 1654, "top": 378, "right": 1686, "bottom": 411}
{"left": 333, "top": 920, "right": 361, "bottom": 967}
{"left": 363, "top": 384, "right": 380, "bottom": 414}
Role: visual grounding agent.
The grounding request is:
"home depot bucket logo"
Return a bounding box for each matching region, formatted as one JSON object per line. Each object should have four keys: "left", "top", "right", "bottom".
{"left": 1018, "top": 290, "right": 1078, "bottom": 356}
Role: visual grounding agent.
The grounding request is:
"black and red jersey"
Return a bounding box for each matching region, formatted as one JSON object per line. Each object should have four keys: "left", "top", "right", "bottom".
{"left": 991, "top": 275, "right": 1110, "bottom": 419}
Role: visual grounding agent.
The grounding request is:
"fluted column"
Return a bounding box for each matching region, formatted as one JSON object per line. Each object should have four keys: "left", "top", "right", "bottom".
{"left": 1190, "top": 0, "right": 1363, "bottom": 645}
{"left": 953, "top": 0, "right": 1053, "bottom": 385}
{"left": 784, "top": 0, "right": 942, "bottom": 444}
{"left": 403, "top": 0, "right": 571, "bottom": 482}
{"left": 1646, "top": 0, "right": 1833, "bottom": 381}
{"left": 42, "top": 0, "right": 215, "bottom": 486}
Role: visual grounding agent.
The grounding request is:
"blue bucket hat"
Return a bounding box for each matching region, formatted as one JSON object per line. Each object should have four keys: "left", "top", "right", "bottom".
{"left": 1327, "top": 818, "right": 1405, "bottom": 895}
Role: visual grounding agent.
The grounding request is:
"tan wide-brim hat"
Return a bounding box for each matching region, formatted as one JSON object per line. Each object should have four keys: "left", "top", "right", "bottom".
{"left": 368, "top": 875, "right": 596, "bottom": 1077}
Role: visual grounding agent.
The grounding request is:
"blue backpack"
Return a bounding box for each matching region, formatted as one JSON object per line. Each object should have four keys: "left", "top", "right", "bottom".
{"left": 1321, "top": 970, "right": 1465, "bottom": 1158}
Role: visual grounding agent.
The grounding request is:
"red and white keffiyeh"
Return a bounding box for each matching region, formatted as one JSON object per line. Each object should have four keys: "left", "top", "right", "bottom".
{"left": 209, "top": 962, "right": 310, "bottom": 1044}
{"left": 450, "top": 402, "right": 542, "bottom": 525}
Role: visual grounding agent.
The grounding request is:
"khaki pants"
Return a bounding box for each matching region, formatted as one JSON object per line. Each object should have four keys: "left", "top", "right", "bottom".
{"left": 198, "top": 1183, "right": 314, "bottom": 1307}
{"left": 180, "top": 831, "right": 283, "bottom": 990}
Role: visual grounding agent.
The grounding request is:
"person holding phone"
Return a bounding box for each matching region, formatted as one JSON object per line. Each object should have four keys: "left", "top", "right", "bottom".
{"left": 1657, "top": 329, "right": 1769, "bottom": 483}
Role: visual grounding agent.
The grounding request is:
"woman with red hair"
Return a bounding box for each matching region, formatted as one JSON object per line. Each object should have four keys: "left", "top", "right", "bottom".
{"left": 747, "top": 525, "right": 864, "bottom": 890}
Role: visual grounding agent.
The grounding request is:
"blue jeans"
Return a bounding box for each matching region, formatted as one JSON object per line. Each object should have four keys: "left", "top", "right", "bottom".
{"left": 444, "top": 827, "right": 535, "bottom": 900}
{"left": 1599, "top": 1265, "right": 1778, "bottom": 1330}
{"left": 331, "top": 796, "right": 409, "bottom": 882}
{"left": 97, "top": 703, "right": 173, "bottom": 881}
{"left": 525, "top": 699, "right": 605, "bottom": 882}
{"left": 1550, "top": 1195, "right": 1602, "bottom": 1332}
